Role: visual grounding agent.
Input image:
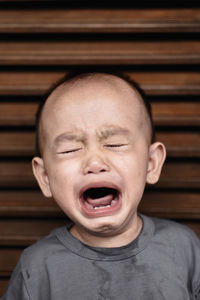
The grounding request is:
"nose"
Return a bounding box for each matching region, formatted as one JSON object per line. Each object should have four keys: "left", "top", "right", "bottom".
{"left": 82, "top": 151, "right": 110, "bottom": 175}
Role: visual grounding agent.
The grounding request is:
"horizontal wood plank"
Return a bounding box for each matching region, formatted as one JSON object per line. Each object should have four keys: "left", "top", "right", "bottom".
{"left": 151, "top": 101, "right": 200, "bottom": 126}
{"left": 0, "top": 71, "right": 64, "bottom": 95}
{"left": 0, "top": 132, "right": 34, "bottom": 156}
{"left": 0, "top": 219, "right": 68, "bottom": 246}
{"left": 156, "top": 131, "right": 200, "bottom": 157}
{"left": 0, "top": 41, "right": 200, "bottom": 65}
{"left": 0, "top": 160, "right": 199, "bottom": 188}
{"left": 0, "top": 190, "right": 199, "bottom": 218}
{"left": 0, "top": 161, "right": 36, "bottom": 187}
{"left": 0, "top": 278, "right": 9, "bottom": 297}
{"left": 158, "top": 161, "right": 200, "bottom": 188}
{"left": 139, "top": 191, "right": 200, "bottom": 219}
{"left": 0, "top": 71, "right": 200, "bottom": 96}
{"left": 0, "top": 9, "right": 199, "bottom": 33}
{"left": 0, "top": 102, "right": 37, "bottom": 126}
{"left": 0, "top": 190, "right": 61, "bottom": 217}
{"left": 1, "top": 131, "right": 200, "bottom": 157}
{"left": 0, "top": 249, "right": 22, "bottom": 276}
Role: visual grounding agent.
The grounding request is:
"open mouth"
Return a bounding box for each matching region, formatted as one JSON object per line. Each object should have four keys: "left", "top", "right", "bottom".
{"left": 80, "top": 185, "right": 122, "bottom": 216}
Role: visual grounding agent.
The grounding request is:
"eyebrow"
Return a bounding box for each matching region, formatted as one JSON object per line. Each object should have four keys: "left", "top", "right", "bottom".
{"left": 98, "top": 127, "right": 131, "bottom": 141}
{"left": 53, "top": 132, "right": 84, "bottom": 146}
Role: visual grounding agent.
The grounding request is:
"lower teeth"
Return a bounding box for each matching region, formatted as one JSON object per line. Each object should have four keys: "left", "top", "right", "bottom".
{"left": 94, "top": 205, "right": 111, "bottom": 210}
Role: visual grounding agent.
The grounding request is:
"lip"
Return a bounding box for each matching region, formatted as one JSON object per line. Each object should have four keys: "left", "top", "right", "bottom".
{"left": 79, "top": 181, "right": 122, "bottom": 218}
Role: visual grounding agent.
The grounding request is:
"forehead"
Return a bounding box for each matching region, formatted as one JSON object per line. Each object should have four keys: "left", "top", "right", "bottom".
{"left": 43, "top": 75, "right": 143, "bottom": 118}
{"left": 40, "top": 75, "right": 149, "bottom": 142}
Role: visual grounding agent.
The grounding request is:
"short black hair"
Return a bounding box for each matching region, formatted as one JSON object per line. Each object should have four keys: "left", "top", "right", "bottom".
{"left": 35, "top": 69, "right": 155, "bottom": 157}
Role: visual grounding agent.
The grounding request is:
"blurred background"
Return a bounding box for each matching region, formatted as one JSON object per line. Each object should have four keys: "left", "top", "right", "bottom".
{"left": 0, "top": 0, "right": 200, "bottom": 295}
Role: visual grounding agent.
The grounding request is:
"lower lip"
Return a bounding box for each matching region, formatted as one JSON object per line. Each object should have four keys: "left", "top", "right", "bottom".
{"left": 80, "top": 194, "right": 122, "bottom": 218}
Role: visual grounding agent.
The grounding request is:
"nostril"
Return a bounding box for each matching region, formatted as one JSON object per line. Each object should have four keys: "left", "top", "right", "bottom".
{"left": 87, "top": 167, "right": 106, "bottom": 174}
{"left": 83, "top": 159, "right": 110, "bottom": 175}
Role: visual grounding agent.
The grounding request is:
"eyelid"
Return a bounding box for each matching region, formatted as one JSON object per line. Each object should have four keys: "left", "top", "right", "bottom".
{"left": 58, "top": 147, "right": 83, "bottom": 154}
{"left": 104, "top": 144, "right": 127, "bottom": 148}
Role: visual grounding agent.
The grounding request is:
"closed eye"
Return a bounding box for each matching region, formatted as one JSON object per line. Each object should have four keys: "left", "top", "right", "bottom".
{"left": 58, "top": 148, "right": 83, "bottom": 154}
{"left": 104, "top": 144, "right": 127, "bottom": 148}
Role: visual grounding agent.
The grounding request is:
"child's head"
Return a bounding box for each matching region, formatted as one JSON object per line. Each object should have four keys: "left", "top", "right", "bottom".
{"left": 32, "top": 71, "right": 166, "bottom": 245}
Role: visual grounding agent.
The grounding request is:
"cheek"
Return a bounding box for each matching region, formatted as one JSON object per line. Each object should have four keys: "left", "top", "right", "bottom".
{"left": 46, "top": 160, "right": 78, "bottom": 193}
{"left": 112, "top": 152, "right": 149, "bottom": 195}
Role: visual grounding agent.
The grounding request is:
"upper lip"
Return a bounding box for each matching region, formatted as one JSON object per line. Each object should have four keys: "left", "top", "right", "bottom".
{"left": 79, "top": 181, "right": 121, "bottom": 198}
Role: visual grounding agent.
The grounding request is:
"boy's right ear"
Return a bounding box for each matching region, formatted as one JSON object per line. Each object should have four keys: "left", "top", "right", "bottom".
{"left": 32, "top": 157, "right": 52, "bottom": 198}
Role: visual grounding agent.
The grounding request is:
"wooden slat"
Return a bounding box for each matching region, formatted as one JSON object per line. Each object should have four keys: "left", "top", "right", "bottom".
{"left": 0, "top": 71, "right": 64, "bottom": 95}
{"left": 1, "top": 131, "right": 200, "bottom": 157}
{"left": 158, "top": 161, "right": 200, "bottom": 188}
{"left": 0, "top": 102, "right": 37, "bottom": 126}
{"left": 0, "top": 278, "right": 9, "bottom": 297}
{"left": 0, "top": 160, "right": 199, "bottom": 188}
{"left": 0, "top": 190, "right": 199, "bottom": 218}
{"left": 0, "top": 161, "right": 36, "bottom": 187}
{"left": 127, "top": 72, "right": 200, "bottom": 96}
{"left": 0, "top": 249, "right": 22, "bottom": 276}
{"left": 0, "top": 219, "right": 67, "bottom": 246}
{"left": 0, "top": 132, "right": 34, "bottom": 156}
{"left": 0, "top": 190, "right": 61, "bottom": 217}
{"left": 0, "top": 9, "right": 199, "bottom": 33}
{"left": 0, "top": 71, "right": 200, "bottom": 96}
{"left": 152, "top": 101, "right": 200, "bottom": 126}
{"left": 139, "top": 191, "right": 200, "bottom": 219}
{"left": 156, "top": 131, "right": 200, "bottom": 157}
{"left": 0, "top": 41, "right": 200, "bottom": 65}
{"left": 1, "top": 100, "right": 200, "bottom": 127}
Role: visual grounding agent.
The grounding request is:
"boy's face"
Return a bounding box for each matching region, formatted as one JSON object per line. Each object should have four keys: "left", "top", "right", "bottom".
{"left": 33, "top": 76, "right": 165, "bottom": 244}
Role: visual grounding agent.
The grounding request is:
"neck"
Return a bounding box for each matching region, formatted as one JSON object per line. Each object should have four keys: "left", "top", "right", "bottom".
{"left": 70, "top": 215, "right": 143, "bottom": 248}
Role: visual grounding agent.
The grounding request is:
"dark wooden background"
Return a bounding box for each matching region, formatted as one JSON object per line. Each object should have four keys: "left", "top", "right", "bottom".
{"left": 0, "top": 0, "right": 200, "bottom": 295}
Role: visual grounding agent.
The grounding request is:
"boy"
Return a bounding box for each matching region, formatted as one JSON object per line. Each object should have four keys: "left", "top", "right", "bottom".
{"left": 2, "top": 71, "right": 200, "bottom": 299}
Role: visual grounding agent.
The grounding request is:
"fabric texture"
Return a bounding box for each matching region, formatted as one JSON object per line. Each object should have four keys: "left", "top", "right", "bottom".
{"left": 1, "top": 214, "right": 200, "bottom": 300}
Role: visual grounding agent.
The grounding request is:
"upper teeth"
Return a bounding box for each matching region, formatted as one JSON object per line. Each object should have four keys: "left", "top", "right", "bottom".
{"left": 94, "top": 205, "right": 111, "bottom": 210}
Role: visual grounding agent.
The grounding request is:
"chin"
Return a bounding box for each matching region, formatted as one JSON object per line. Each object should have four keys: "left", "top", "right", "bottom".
{"left": 83, "top": 214, "right": 127, "bottom": 235}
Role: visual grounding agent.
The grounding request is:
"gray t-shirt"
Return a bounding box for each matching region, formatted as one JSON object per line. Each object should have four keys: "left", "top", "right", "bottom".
{"left": 2, "top": 214, "right": 200, "bottom": 300}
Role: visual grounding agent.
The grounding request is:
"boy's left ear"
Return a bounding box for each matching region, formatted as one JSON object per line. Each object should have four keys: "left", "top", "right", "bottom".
{"left": 146, "top": 142, "right": 166, "bottom": 184}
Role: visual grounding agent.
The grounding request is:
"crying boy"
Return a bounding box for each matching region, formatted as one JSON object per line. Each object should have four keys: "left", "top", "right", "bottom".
{"left": 2, "top": 71, "right": 200, "bottom": 300}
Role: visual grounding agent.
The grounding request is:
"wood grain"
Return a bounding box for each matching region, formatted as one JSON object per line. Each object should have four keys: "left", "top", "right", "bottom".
{"left": 0, "top": 278, "right": 8, "bottom": 297}
{"left": 0, "top": 219, "right": 68, "bottom": 246}
{"left": 0, "top": 41, "right": 200, "bottom": 65}
{"left": 0, "top": 3, "right": 200, "bottom": 296}
{"left": 139, "top": 191, "right": 200, "bottom": 219}
{"left": 0, "top": 9, "right": 199, "bottom": 33}
{"left": 0, "top": 190, "right": 61, "bottom": 217}
{"left": 0, "top": 249, "right": 22, "bottom": 276}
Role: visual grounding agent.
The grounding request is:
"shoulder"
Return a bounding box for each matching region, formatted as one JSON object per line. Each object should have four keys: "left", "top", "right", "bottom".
{"left": 151, "top": 216, "right": 199, "bottom": 244}
{"left": 19, "top": 226, "right": 69, "bottom": 270}
{"left": 148, "top": 216, "right": 200, "bottom": 264}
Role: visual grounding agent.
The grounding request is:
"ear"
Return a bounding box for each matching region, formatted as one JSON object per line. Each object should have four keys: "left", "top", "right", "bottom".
{"left": 147, "top": 142, "right": 166, "bottom": 184}
{"left": 32, "top": 157, "right": 52, "bottom": 197}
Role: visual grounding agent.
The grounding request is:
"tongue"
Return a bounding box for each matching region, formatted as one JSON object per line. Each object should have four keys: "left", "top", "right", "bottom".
{"left": 86, "top": 194, "right": 114, "bottom": 207}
